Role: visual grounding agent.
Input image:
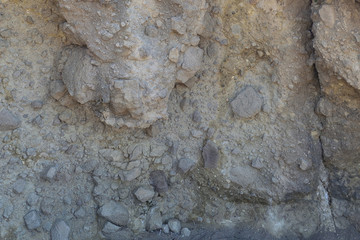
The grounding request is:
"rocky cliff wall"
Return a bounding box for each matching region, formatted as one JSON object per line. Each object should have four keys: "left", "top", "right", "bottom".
{"left": 0, "top": 0, "right": 360, "bottom": 239}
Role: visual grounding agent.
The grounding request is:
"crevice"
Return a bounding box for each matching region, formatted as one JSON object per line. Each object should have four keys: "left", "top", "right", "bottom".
{"left": 309, "top": 1, "right": 336, "bottom": 231}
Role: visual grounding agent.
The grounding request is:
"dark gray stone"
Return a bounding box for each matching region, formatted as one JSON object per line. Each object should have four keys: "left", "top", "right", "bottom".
{"left": 146, "top": 207, "right": 162, "bottom": 231}
{"left": 50, "top": 220, "right": 70, "bottom": 240}
{"left": 178, "top": 158, "right": 196, "bottom": 174}
{"left": 149, "top": 170, "right": 168, "bottom": 193}
{"left": 230, "top": 86, "right": 262, "bottom": 119}
{"left": 0, "top": 109, "right": 21, "bottom": 131}
{"left": 13, "top": 179, "right": 26, "bottom": 194}
{"left": 24, "top": 210, "right": 41, "bottom": 230}
{"left": 98, "top": 201, "right": 129, "bottom": 226}
{"left": 168, "top": 219, "right": 181, "bottom": 234}
{"left": 202, "top": 140, "right": 219, "bottom": 169}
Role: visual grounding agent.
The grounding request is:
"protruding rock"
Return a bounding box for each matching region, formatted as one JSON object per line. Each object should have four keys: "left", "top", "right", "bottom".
{"left": 149, "top": 170, "right": 168, "bottom": 193}
{"left": 0, "top": 109, "right": 21, "bottom": 131}
{"left": 146, "top": 207, "right": 162, "bottom": 231}
{"left": 24, "top": 210, "right": 41, "bottom": 230}
{"left": 50, "top": 220, "right": 70, "bottom": 240}
{"left": 231, "top": 86, "right": 262, "bottom": 119}
{"left": 178, "top": 158, "right": 196, "bottom": 174}
{"left": 202, "top": 140, "right": 219, "bottom": 169}
{"left": 181, "top": 227, "right": 191, "bottom": 237}
{"left": 98, "top": 201, "right": 129, "bottom": 226}
{"left": 168, "top": 219, "right": 181, "bottom": 234}
{"left": 134, "top": 187, "right": 155, "bottom": 203}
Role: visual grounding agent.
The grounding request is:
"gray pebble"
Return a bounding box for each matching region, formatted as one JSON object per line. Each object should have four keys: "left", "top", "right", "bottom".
{"left": 144, "top": 25, "right": 158, "bottom": 37}
{"left": 178, "top": 158, "right": 196, "bottom": 174}
{"left": 146, "top": 207, "right": 162, "bottom": 231}
{"left": 168, "top": 219, "right": 181, "bottom": 234}
{"left": 26, "top": 192, "right": 40, "bottom": 206}
{"left": 31, "top": 100, "right": 44, "bottom": 110}
{"left": 192, "top": 110, "right": 202, "bottom": 123}
{"left": 181, "top": 227, "right": 191, "bottom": 237}
{"left": 13, "top": 179, "right": 26, "bottom": 194}
{"left": 24, "top": 210, "right": 41, "bottom": 230}
{"left": 51, "top": 220, "right": 70, "bottom": 240}
{"left": 202, "top": 140, "right": 219, "bottom": 169}
{"left": 134, "top": 187, "right": 155, "bottom": 203}
{"left": 0, "top": 108, "right": 21, "bottom": 131}
{"left": 150, "top": 170, "right": 168, "bottom": 193}
{"left": 162, "top": 224, "right": 170, "bottom": 234}
{"left": 231, "top": 86, "right": 262, "bottom": 119}
{"left": 98, "top": 201, "right": 129, "bottom": 226}
{"left": 3, "top": 202, "right": 13, "bottom": 219}
{"left": 74, "top": 207, "right": 86, "bottom": 218}
{"left": 102, "top": 222, "right": 120, "bottom": 234}
{"left": 41, "top": 165, "right": 57, "bottom": 181}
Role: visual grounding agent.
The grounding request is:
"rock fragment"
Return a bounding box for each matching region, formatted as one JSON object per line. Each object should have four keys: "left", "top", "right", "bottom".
{"left": 202, "top": 140, "right": 219, "bottom": 169}
{"left": 31, "top": 100, "right": 44, "bottom": 110}
{"left": 178, "top": 158, "right": 196, "bottom": 174}
{"left": 41, "top": 165, "right": 57, "bottom": 181}
{"left": 181, "top": 228, "right": 191, "bottom": 237}
{"left": 231, "top": 86, "right": 262, "bottom": 119}
{"left": 50, "top": 220, "right": 70, "bottom": 240}
{"left": 134, "top": 187, "right": 155, "bottom": 203}
{"left": 168, "top": 219, "right": 181, "bottom": 234}
{"left": 50, "top": 80, "right": 67, "bottom": 100}
{"left": 146, "top": 207, "right": 162, "bottom": 231}
{"left": 13, "top": 179, "right": 26, "bottom": 194}
{"left": 0, "top": 109, "right": 21, "bottom": 131}
{"left": 98, "top": 201, "right": 129, "bottom": 226}
{"left": 24, "top": 210, "right": 41, "bottom": 230}
{"left": 102, "top": 222, "right": 120, "bottom": 234}
{"left": 149, "top": 170, "right": 168, "bottom": 193}
{"left": 182, "top": 47, "right": 204, "bottom": 72}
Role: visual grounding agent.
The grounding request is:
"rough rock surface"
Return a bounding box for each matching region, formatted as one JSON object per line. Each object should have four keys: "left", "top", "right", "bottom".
{"left": 1, "top": 0, "right": 360, "bottom": 239}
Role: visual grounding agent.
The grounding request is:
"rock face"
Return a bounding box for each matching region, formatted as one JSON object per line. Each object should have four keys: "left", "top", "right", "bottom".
{"left": 2, "top": 0, "right": 360, "bottom": 239}
{"left": 55, "top": 0, "right": 207, "bottom": 128}
{"left": 312, "top": 0, "right": 360, "bottom": 232}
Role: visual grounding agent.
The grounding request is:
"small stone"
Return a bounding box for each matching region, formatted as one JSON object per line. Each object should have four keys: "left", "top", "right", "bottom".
{"left": 134, "top": 187, "right": 155, "bottom": 203}
{"left": 178, "top": 158, "right": 196, "bottom": 174}
{"left": 0, "top": 109, "right": 21, "bottom": 131}
{"left": 231, "top": 86, "right": 262, "bottom": 119}
{"left": 74, "top": 207, "right": 86, "bottom": 218}
{"left": 24, "top": 210, "right": 41, "bottom": 230}
{"left": 27, "top": 192, "right": 40, "bottom": 206}
{"left": 192, "top": 110, "right": 202, "bottom": 122}
{"left": 50, "top": 80, "right": 67, "bottom": 100}
{"left": 181, "top": 227, "right": 191, "bottom": 237}
{"left": 13, "top": 179, "right": 26, "bottom": 194}
{"left": 299, "top": 158, "right": 312, "bottom": 171}
{"left": 51, "top": 220, "right": 70, "bottom": 240}
{"left": 171, "top": 17, "right": 186, "bottom": 35}
{"left": 202, "top": 140, "right": 219, "bottom": 169}
{"left": 144, "top": 25, "right": 158, "bottom": 37}
{"left": 168, "top": 219, "right": 181, "bottom": 234}
{"left": 169, "top": 48, "right": 179, "bottom": 63}
{"left": 319, "top": 5, "right": 335, "bottom": 28}
{"left": 3, "top": 202, "right": 13, "bottom": 219}
{"left": 31, "top": 100, "right": 44, "bottom": 110}
{"left": 102, "top": 222, "right": 120, "bottom": 234}
{"left": 122, "top": 167, "right": 141, "bottom": 182}
{"left": 146, "top": 207, "right": 162, "bottom": 231}
{"left": 182, "top": 47, "right": 204, "bottom": 72}
{"left": 251, "top": 158, "right": 264, "bottom": 169}
{"left": 162, "top": 224, "right": 170, "bottom": 234}
{"left": 98, "top": 201, "right": 129, "bottom": 226}
{"left": 41, "top": 165, "right": 57, "bottom": 181}
{"left": 150, "top": 170, "right": 168, "bottom": 193}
